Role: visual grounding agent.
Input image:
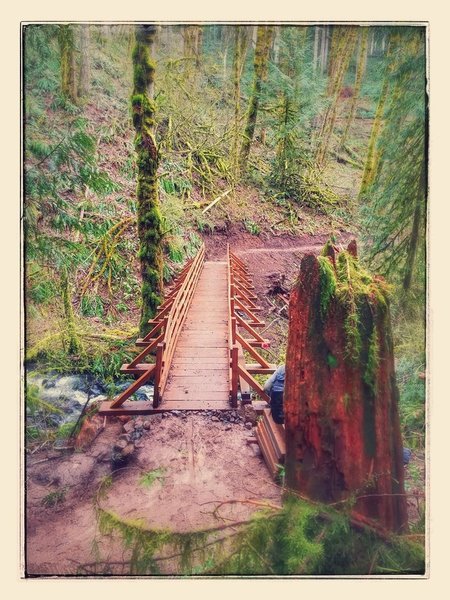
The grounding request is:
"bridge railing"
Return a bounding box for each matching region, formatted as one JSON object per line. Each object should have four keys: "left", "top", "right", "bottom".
{"left": 155, "top": 242, "right": 205, "bottom": 405}
{"left": 227, "top": 244, "right": 275, "bottom": 406}
{"left": 109, "top": 243, "right": 205, "bottom": 409}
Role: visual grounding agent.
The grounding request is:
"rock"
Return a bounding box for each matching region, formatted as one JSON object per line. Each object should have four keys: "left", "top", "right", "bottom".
{"left": 225, "top": 425, "right": 232, "bottom": 431}
{"left": 118, "top": 433, "right": 131, "bottom": 442}
{"left": 143, "top": 421, "right": 151, "bottom": 430}
{"left": 114, "top": 381, "right": 131, "bottom": 393}
{"left": 243, "top": 405, "right": 257, "bottom": 426}
{"left": 42, "top": 378, "right": 57, "bottom": 389}
{"left": 211, "top": 416, "right": 219, "bottom": 422}
{"left": 245, "top": 422, "right": 253, "bottom": 430}
{"left": 121, "top": 443, "right": 135, "bottom": 458}
{"left": 118, "top": 416, "right": 131, "bottom": 424}
{"left": 123, "top": 420, "right": 135, "bottom": 434}
{"left": 90, "top": 382, "right": 106, "bottom": 396}
{"left": 134, "top": 418, "right": 144, "bottom": 429}
{"left": 113, "top": 438, "right": 128, "bottom": 451}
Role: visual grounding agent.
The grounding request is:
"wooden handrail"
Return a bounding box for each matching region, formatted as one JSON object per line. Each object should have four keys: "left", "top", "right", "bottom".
{"left": 227, "top": 247, "right": 273, "bottom": 405}
{"left": 110, "top": 245, "right": 205, "bottom": 409}
{"left": 154, "top": 243, "right": 205, "bottom": 405}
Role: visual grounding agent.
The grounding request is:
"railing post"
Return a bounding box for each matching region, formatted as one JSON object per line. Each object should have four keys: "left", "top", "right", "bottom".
{"left": 153, "top": 342, "right": 164, "bottom": 408}
{"left": 230, "top": 282, "right": 235, "bottom": 316}
{"left": 231, "top": 344, "right": 239, "bottom": 408}
{"left": 231, "top": 316, "right": 237, "bottom": 345}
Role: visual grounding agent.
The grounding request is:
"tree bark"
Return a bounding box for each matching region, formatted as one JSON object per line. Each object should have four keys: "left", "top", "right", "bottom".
{"left": 131, "top": 24, "right": 164, "bottom": 337}
{"left": 339, "top": 27, "right": 369, "bottom": 149}
{"left": 284, "top": 243, "right": 408, "bottom": 533}
{"left": 315, "top": 26, "right": 358, "bottom": 167}
{"left": 78, "top": 24, "right": 90, "bottom": 99}
{"left": 239, "top": 25, "right": 274, "bottom": 173}
{"left": 232, "top": 26, "right": 250, "bottom": 178}
{"left": 403, "top": 162, "right": 425, "bottom": 291}
{"left": 58, "top": 25, "right": 78, "bottom": 103}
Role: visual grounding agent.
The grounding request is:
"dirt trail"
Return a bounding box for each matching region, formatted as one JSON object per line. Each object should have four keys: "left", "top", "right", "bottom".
{"left": 26, "top": 412, "right": 281, "bottom": 575}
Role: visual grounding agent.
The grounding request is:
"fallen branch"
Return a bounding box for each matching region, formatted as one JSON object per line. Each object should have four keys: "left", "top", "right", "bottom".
{"left": 201, "top": 188, "right": 231, "bottom": 214}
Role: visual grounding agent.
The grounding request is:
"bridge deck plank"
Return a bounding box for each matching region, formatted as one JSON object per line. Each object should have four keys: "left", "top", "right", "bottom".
{"left": 163, "top": 261, "right": 230, "bottom": 406}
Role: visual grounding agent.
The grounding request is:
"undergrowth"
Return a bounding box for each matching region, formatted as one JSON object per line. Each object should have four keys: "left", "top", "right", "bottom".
{"left": 88, "top": 485, "right": 424, "bottom": 576}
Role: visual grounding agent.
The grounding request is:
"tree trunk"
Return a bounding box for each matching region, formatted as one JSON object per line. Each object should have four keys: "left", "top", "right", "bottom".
{"left": 239, "top": 25, "right": 274, "bottom": 173}
{"left": 339, "top": 27, "right": 369, "bottom": 149}
{"left": 131, "top": 25, "right": 164, "bottom": 337}
{"left": 403, "top": 162, "right": 425, "bottom": 291}
{"left": 78, "top": 24, "right": 90, "bottom": 99}
{"left": 359, "top": 71, "right": 390, "bottom": 197}
{"left": 184, "top": 25, "right": 202, "bottom": 67}
{"left": 58, "top": 25, "right": 78, "bottom": 103}
{"left": 284, "top": 242, "right": 408, "bottom": 533}
{"left": 313, "top": 27, "right": 319, "bottom": 72}
{"left": 315, "top": 26, "right": 358, "bottom": 167}
{"left": 232, "top": 26, "right": 250, "bottom": 178}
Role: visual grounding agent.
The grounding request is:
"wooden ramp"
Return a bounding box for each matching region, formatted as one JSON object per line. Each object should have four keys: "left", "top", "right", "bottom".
{"left": 163, "top": 261, "right": 230, "bottom": 410}
{"left": 255, "top": 409, "right": 286, "bottom": 480}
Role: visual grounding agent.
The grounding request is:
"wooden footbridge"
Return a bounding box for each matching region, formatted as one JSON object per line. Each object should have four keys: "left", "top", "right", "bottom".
{"left": 100, "top": 244, "right": 277, "bottom": 415}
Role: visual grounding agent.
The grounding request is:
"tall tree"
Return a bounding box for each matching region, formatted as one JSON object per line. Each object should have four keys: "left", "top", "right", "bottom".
{"left": 232, "top": 26, "right": 250, "bottom": 178}
{"left": 315, "top": 26, "right": 358, "bottom": 167}
{"left": 359, "top": 35, "right": 394, "bottom": 197}
{"left": 58, "top": 24, "right": 78, "bottom": 103}
{"left": 131, "top": 24, "right": 164, "bottom": 336}
{"left": 239, "top": 25, "right": 274, "bottom": 173}
{"left": 183, "top": 24, "right": 203, "bottom": 67}
{"left": 360, "top": 29, "right": 426, "bottom": 293}
{"left": 78, "top": 24, "right": 90, "bottom": 99}
{"left": 339, "top": 27, "right": 369, "bottom": 150}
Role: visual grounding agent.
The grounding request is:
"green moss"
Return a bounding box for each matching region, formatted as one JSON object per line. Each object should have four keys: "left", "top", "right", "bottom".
{"left": 317, "top": 255, "right": 337, "bottom": 318}
{"left": 327, "top": 353, "right": 338, "bottom": 369}
{"left": 342, "top": 393, "right": 352, "bottom": 413}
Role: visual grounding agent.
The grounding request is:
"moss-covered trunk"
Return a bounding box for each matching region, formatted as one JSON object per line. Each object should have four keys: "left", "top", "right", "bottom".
{"left": 78, "top": 24, "right": 90, "bottom": 99}
{"left": 403, "top": 161, "right": 426, "bottom": 292}
{"left": 132, "top": 25, "right": 164, "bottom": 337}
{"left": 232, "top": 26, "right": 249, "bottom": 179}
{"left": 315, "top": 27, "right": 358, "bottom": 167}
{"left": 359, "top": 76, "right": 390, "bottom": 197}
{"left": 284, "top": 241, "right": 408, "bottom": 533}
{"left": 239, "top": 25, "right": 274, "bottom": 173}
{"left": 58, "top": 25, "right": 78, "bottom": 103}
{"left": 339, "top": 27, "right": 369, "bottom": 150}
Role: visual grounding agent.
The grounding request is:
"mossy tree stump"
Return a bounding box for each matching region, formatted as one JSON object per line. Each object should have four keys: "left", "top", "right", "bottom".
{"left": 284, "top": 240, "right": 408, "bottom": 533}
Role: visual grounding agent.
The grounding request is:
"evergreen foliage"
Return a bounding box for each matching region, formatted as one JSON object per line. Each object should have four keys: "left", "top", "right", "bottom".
{"left": 360, "top": 28, "right": 426, "bottom": 294}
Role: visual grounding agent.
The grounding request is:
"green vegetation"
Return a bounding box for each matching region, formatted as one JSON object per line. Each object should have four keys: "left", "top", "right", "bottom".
{"left": 42, "top": 488, "right": 67, "bottom": 508}
{"left": 139, "top": 468, "right": 167, "bottom": 488}
{"left": 90, "top": 492, "right": 424, "bottom": 575}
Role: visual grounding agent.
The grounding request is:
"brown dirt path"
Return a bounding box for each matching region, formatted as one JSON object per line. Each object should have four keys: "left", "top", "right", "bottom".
{"left": 26, "top": 412, "right": 281, "bottom": 575}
